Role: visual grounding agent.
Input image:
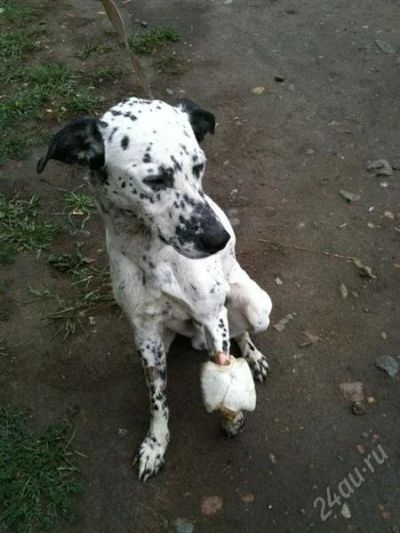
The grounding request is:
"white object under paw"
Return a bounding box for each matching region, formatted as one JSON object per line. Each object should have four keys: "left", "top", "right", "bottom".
{"left": 201, "top": 356, "right": 256, "bottom": 413}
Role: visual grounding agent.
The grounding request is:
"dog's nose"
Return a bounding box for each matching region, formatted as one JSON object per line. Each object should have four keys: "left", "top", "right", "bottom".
{"left": 199, "top": 225, "right": 230, "bottom": 254}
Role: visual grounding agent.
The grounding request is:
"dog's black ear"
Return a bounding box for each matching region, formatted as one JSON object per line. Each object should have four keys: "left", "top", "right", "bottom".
{"left": 176, "top": 98, "right": 215, "bottom": 143}
{"left": 37, "top": 117, "right": 105, "bottom": 174}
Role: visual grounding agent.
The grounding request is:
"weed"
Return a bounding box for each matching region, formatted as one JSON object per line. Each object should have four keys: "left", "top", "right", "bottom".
{"left": 64, "top": 192, "right": 97, "bottom": 218}
{"left": 0, "top": 404, "right": 82, "bottom": 532}
{"left": 156, "top": 54, "right": 186, "bottom": 75}
{"left": 91, "top": 66, "right": 124, "bottom": 83}
{"left": 129, "top": 27, "right": 180, "bottom": 55}
{"left": 77, "top": 40, "right": 112, "bottom": 60}
{"left": 46, "top": 249, "right": 114, "bottom": 338}
{"left": 0, "top": 194, "right": 55, "bottom": 252}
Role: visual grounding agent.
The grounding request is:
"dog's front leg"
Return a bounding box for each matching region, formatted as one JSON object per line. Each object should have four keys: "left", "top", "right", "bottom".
{"left": 205, "top": 307, "right": 231, "bottom": 363}
{"left": 132, "top": 329, "right": 169, "bottom": 482}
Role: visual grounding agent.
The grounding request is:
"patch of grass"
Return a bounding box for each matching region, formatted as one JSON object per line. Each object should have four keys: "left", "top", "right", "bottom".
{"left": 0, "top": 63, "right": 101, "bottom": 163}
{"left": 0, "top": 3, "right": 101, "bottom": 164}
{"left": 64, "top": 192, "right": 96, "bottom": 218}
{"left": 0, "top": 194, "right": 55, "bottom": 253}
{"left": 129, "top": 26, "right": 180, "bottom": 55}
{"left": 0, "top": 2, "right": 38, "bottom": 25}
{"left": 91, "top": 66, "right": 125, "bottom": 83}
{"left": 46, "top": 248, "right": 113, "bottom": 338}
{"left": 156, "top": 54, "right": 186, "bottom": 75}
{"left": 77, "top": 40, "right": 112, "bottom": 60}
{"left": 0, "top": 404, "right": 82, "bottom": 532}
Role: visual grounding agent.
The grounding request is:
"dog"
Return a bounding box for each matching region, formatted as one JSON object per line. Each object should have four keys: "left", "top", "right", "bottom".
{"left": 37, "top": 97, "right": 272, "bottom": 481}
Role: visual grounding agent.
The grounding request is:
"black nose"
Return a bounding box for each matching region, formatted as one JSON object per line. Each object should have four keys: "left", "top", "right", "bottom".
{"left": 199, "top": 224, "right": 230, "bottom": 254}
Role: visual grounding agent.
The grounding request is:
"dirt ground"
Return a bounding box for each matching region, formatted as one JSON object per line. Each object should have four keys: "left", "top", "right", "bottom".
{"left": 1, "top": 0, "right": 399, "bottom": 531}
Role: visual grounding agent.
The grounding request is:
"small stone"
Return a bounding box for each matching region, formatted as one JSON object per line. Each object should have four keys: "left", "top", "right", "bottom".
{"left": 251, "top": 86, "right": 265, "bottom": 95}
{"left": 118, "top": 428, "right": 128, "bottom": 436}
{"left": 367, "top": 159, "right": 393, "bottom": 177}
{"left": 201, "top": 496, "right": 223, "bottom": 516}
{"left": 352, "top": 401, "right": 367, "bottom": 416}
{"left": 380, "top": 181, "right": 389, "bottom": 188}
{"left": 274, "top": 75, "right": 285, "bottom": 83}
{"left": 375, "top": 355, "right": 399, "bottom": 378}
{"left": 298, "top": 331, "right": 320, "bottom": 348}
{"left": 288, "top": 83, "right": 296, "bottom": 91}
{"left": 174, "top": 518, "right": 194, "bottom": 533}
{"left": 166, "top": 88, "right": 174, "bottom": 96}
{"left": 341, "top": 503, "right": 352, "bottom": 519}
{"left": 273, "top": 313, "right": 296, "bottom": 332}
{"left": 368, "top": 222, "right": 375, "bottom": 228}
{"left": 381, "top": 332, "right": 387, "bottom": 339}
{"left": 356, "top": 444, "right": 365, "bottom": 454}
{"left": 340, "top": 190, "right": 360, "bottom": 203}
{"left": 352, "top": 257, "right": 377, "bottom": 279}
{"left": 375, "top": 40, "right": 396, "bottom": 55}
{"left": 340, "top": 283, "right": 348, "bottom": 299}
{"left": 339, "top": 381, "right": 364, "bottom": 402}
{"left": 140, "top": 20, "right": 148, "bottom": 28}
{"left": 384, "top": 211, "right": 395, "bottom": 219}
{"left": 274, "top": 277, "right": 283, "bottom": 286}
{"left": 241, "top": 493, "right": 255, "bottom": 503}
{"left": 268, "top": 453, "right": 277, "bottom": 464}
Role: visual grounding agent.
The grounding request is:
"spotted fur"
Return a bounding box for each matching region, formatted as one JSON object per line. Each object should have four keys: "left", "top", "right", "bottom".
{"left": 38, "top": 97, "right": 273, "bottom": 482}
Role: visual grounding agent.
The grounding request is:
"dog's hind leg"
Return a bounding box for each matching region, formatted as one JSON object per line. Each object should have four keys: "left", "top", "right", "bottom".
{"left": 132, "top": 328, "right": 170, "bottom": 482}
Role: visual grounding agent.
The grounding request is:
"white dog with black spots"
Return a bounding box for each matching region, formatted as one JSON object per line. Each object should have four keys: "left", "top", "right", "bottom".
{"left": 38, "top": 97, "right": 272, "bottom": 481}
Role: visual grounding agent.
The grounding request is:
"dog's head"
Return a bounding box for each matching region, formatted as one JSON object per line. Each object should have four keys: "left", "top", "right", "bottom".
{"left": 37, "top": 97, "right": 230, "bottom": 259}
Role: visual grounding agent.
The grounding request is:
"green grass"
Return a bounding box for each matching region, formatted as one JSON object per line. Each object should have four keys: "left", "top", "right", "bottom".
{"left": 156, "top": 54, "right": 185, "bottom": 75}
{"left": 91, "top": 66, "right": 125, "bottom": 83}
{"left": 0, "top": 194, "right": 55, "bottom": 253}
{"left": 0, "top": 4, "right": 102, "bottom": 164}
{"left": 76, "top": 40, "right": 112, "bottom": 60}
{"left": 64, "top": 192, "right": 96, "bottom": 218}
{"left": 0, "top": 404, "right": 82, "bottom": 532}
{"left": 45, "top": 249, "right": 113, "bottom": 338}
{"left": 129, "top": 27, "right": 180, "bottom": 55}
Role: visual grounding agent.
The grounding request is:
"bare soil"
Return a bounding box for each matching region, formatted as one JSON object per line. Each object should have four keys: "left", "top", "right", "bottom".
{"left": 1, "top": 0, "right": 399, "bottom": 532}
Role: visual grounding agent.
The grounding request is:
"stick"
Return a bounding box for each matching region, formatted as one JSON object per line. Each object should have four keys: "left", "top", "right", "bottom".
{"left": 101, "top": 0, "right": 153, "bottom": 99}
{"left": 257, "top": 238, "right": 354, "bottom": 261}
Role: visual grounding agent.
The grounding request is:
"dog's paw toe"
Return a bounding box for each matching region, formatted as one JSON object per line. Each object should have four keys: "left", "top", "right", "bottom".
{"left": 133, "top": 436, "right": 167, "bottom": 482}
{"left": 249, "top": 354, "right": 270, "bottom": 383}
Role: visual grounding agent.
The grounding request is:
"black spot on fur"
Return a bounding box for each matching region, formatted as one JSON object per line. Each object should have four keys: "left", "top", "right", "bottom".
{"left": 121, "top": 136, "right": 129, "bottom": 150}
{"left": 111, "top": 110, "right": 122, "bottom": 116}
{"left": 143, "top": 153, "right": 152, "bottom": 163}
{"left": 108, "top": 127, "right": 118, "bottom": 142}
{"left": 192, "top": 163, "right": 204, "bottom": 179}
{"left": 170, "top": 155, "right": 182, "bottom": 172}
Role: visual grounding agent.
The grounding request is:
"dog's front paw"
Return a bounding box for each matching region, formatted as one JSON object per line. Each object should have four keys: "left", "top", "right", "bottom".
{"left": 247, "top": 352, "right": 270, "bottom": 383}
{"left": 132, "top": 435, "right": 168, "bottom": 482}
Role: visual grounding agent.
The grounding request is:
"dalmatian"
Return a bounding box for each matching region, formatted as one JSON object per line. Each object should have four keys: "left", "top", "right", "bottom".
{"left": 37, "top": 97, "right": 272, "bottom": 482}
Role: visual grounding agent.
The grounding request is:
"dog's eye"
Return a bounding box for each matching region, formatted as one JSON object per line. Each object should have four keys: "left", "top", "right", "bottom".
{"left": 143, "top": 169, "right": 174, "bottom": 191}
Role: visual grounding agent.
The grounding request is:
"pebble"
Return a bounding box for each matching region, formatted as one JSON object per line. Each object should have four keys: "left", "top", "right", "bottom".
{"left": 352, "top": 401, "right": 367, "bottom": 416}
{"left": 339, "top": 381, "right": 364, "bottom": 402}
{"left": 166, "top": 88, "right": 175, "bottom": 96}
{"left": 251, "top": 86, "right": 265, "bottom": 95}
{"left": 340, "top": 190, "right": 360, "bottom": 203}
{"left": 375, "top": 355, "right": 399, "bottom": 378}
{"left": 367, "top": 159, "right": 393, "bottom": 177}
{"left": 341, "top": 503, "right": 352, "bottom": 519}
{"left": 384, "top": 211, "right": 395, "bottom": 219}
{"left": 174, "top": 518, "right": 194, "bottom": 533}
{"left": 273, "top": 313, "right": 296, "bottom": 332}
{"left": 340, "top": 283, "right": 348, "bottom": 299}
